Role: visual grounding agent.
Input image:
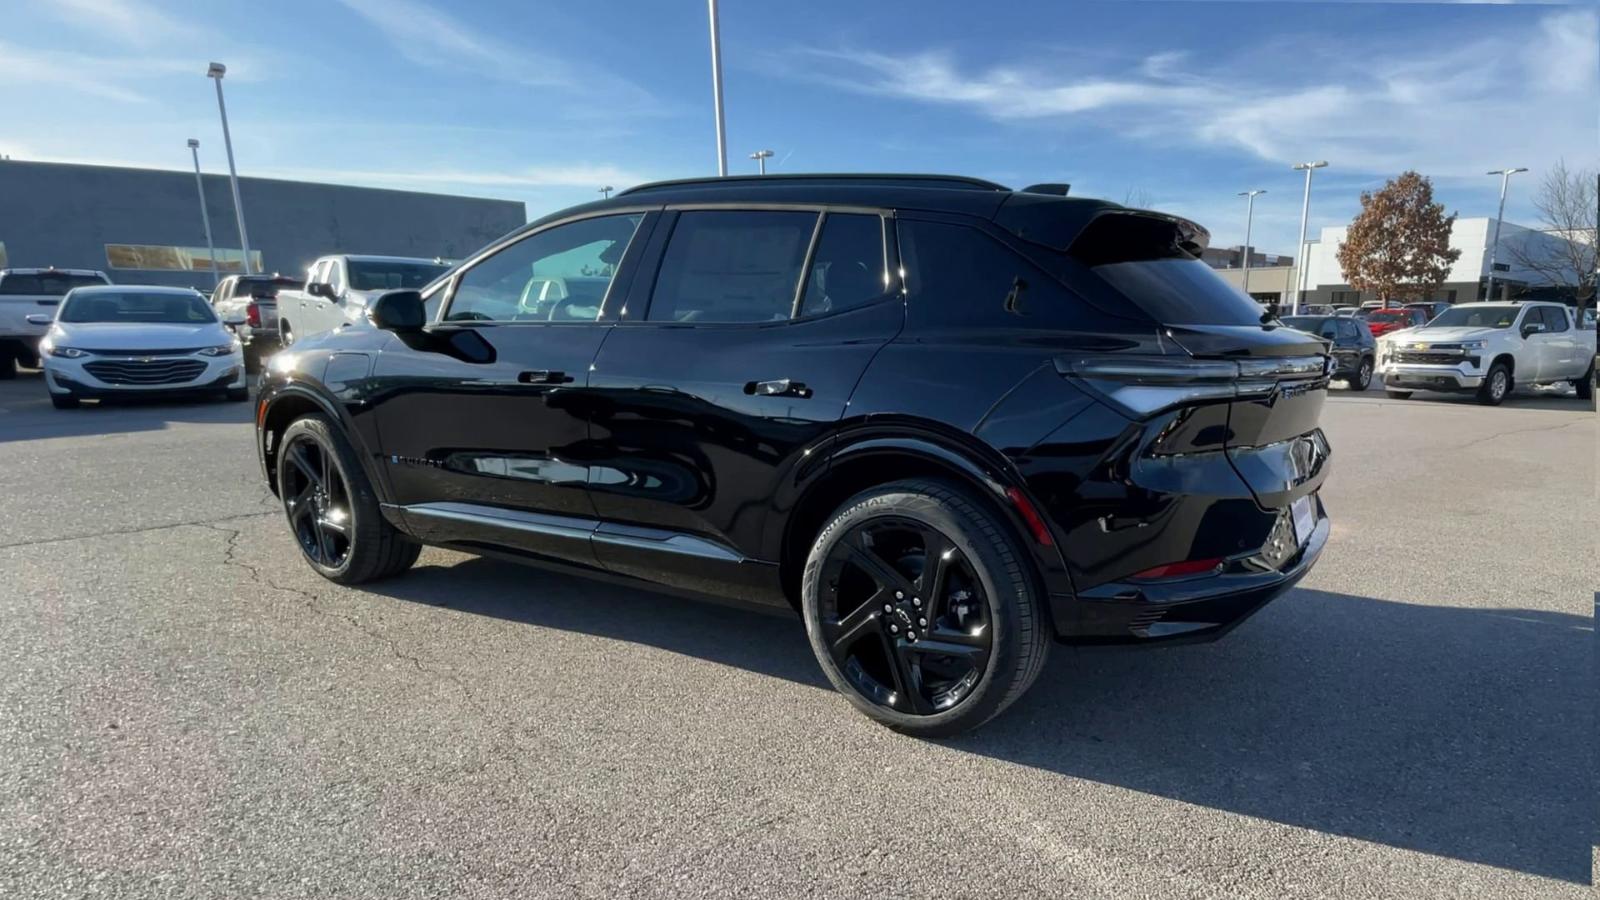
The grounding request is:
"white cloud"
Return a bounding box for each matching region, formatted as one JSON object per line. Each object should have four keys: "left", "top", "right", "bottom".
{"left": 787, "top": 9, "right": 1597, "bottom": 181}
{"left": 45, "top": 0, "right": 208, "bottom": 48}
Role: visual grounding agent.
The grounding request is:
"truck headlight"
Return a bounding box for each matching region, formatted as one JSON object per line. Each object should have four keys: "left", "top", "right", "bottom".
{"left": 1458, "top": 340, "right": 1488, "bottom": 351}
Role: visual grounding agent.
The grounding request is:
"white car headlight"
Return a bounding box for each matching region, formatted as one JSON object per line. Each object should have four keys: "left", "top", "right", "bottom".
{"left": 1458, "top": 340, "right": 1488, "bottom": 351}
{"left": 48, "top": 346, "right": 90, "bottom": 359}
{"left": 196, "top": 341, "right": 240, "bottom": 357}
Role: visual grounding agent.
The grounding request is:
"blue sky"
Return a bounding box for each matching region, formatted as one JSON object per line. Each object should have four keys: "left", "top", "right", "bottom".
{"left": 5, "top": 0, "right": 1597, "bottom": 255}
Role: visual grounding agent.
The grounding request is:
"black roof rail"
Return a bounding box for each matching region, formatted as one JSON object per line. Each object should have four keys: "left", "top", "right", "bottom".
{"left": 617, "top": 173, "right": 1012, "bottom": 196}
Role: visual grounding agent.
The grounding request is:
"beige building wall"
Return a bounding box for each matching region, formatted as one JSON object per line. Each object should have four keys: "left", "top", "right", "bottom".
{"left": 1216, "top": 265, "right": 1296, "bottom": 301}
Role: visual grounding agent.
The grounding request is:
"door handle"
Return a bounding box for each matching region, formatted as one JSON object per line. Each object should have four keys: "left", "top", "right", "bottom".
{"left": 517, "top": 369, "right": 573, "bottom": 385}
{"left": 744, "top": 378, "right": 812, "bottom": 399}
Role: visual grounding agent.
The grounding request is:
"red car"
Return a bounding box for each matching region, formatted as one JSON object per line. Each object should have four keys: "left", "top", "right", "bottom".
{"left": 1363, "top": 306, "right": 1429, "bottom": 338}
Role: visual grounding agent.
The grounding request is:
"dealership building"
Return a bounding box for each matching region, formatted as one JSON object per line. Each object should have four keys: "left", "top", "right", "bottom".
{"left": 0, "top": 160, "right": 526, "bottom": 290}
{"left": 1208, "top": 217, "right": 1585, "bottom": 307}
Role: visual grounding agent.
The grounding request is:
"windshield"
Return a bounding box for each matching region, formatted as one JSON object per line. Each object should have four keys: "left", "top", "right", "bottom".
{"left": 0, "top": 272, "right": 108, "bottom": 296}
{"left": 1427, "top": 305, "right": 1519, "bottom": 329}
{"left": 60, "top": 291, "right": 216, "bottom": 324}
{"left": 347, "top": 260, "right": 449, "bottom": 292}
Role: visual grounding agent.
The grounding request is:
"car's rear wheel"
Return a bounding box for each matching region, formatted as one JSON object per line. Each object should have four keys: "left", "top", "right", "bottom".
{"left": 0, "top": 347, "right": 16, "bottom": 380}
{"left": 1352, "top": 357, "right": 1373, "bottom": 391}
{"left": 277, "top": 414, "right": 419, "bottom": 584}
{"left": 1478, "top": 362, "right": 1512, "bottom": 406}
{"left": 801, "top": 478, "right": 1048, "bottom": 737}
{"left": 1575, "top": 359, "right": 1594, "bottom": 400}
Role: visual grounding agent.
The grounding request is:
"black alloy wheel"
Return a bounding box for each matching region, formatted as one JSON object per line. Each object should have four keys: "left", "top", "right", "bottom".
{"left": 280, "top": 432, "right": 355, "bottom": 572}
{"left": 802, "top": 479, "right": 1048, "bottom": 736}
{"left": 275, "top": 414, "right": 420, "bottom": 584}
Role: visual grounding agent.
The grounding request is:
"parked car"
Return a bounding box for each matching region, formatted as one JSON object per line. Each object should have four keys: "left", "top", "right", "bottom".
{"left": 1332, "top": 305, "right": 1362, "bottom": 316}
{"left": 1405, "top": 301, "right": 1450, "bottom": 322}
{"left": 254, "top": 174, "right": 1333, "bottom": 735}
{"left": 1297, "top": 304, "right": 1335, "bottom": 316}
{"left": 210, "top": 273, "right": 302, "bottom": 370}
{"left": 1363, "top": 306, "right": 1429, "bottom": 339}
{"left": 1281, "top": 314, "right": 1376, "bottom": 389}
{"left": 29, "top": 285, "right": 248, "bottom": 409}
{"left": 1376, "top": 301, "right": 1596, "bottom": 404}
{"left": 0, "top": 267, "right": 112, "bottom": 378}
{"left": 279, "top": 254, "right": 451, "bottom": 344}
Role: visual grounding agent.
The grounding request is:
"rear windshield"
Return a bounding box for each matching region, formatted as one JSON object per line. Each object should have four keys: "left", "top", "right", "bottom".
{"left": 60, "top": 291, "right": 216, "bottom": 324}
{"left": 0, "top": 272, "right": 109, "bottom": 296}
{"left": 347, "top": 260, "right": 448, "bottom": 291}
{"left": 232, "top": 276, "right": 302, "bottom": 299}
{"left": 1092, "top": 258, "right": 1266, "bottom": 326}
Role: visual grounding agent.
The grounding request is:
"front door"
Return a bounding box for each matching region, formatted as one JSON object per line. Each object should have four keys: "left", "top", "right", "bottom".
{"left": 585, "top": 208, "right": 903, "bottom": 603}
{"left": 367, "top": 212, "right": 654, "bottom": 568}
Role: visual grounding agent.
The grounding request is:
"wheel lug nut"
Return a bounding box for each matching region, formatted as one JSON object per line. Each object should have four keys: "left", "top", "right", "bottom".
{"left": 883, "top": 604, "right": 893, "bottom": 613}
{"left": 918, "top": 618, "right": 926, "bottom": 627}
{"left": 912, "top": 597, "right": 921, "bottom": 607}
{"left": 907, "top": 632, "right": 917, "bottom": 642}
{"left": 889, "top": 624, "right": 899, "bottom": 634}
{"left": 894, "top": 591, "right": 904, "bottom": 600}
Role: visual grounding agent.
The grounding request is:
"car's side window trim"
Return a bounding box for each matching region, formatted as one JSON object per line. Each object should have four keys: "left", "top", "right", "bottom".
{"left": 622, "top": 205, "right": 899, "bottom": 328}
{"left": 434, "top": 209, "right": 657, "bottom": 327}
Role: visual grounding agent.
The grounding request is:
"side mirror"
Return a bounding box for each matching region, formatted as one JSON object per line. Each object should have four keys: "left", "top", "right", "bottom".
{"left": 369, "top": 290, "right": 426, "bottom": 332}
{"left": 307, "top": 282, "right": 332, "bottom": 300}
{"left": 25, "top": 314, "right": 53, "bottom": 326}
{"left": 1522, "top": 322, "right": 1546, "bottom": 338}
{"left": 222, "top": 315, "right": 247, "bottom": 327}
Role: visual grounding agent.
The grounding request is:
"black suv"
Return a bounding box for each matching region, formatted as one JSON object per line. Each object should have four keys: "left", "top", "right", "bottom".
{"left": 255, "top": 174, "right": 1332, "bottom": 735}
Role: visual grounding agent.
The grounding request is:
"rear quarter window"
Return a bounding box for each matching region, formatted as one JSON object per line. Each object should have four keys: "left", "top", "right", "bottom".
{"left": 897, "top": 219, "right": 1099, "bottom": 330}
{"left": 1091, "top": 258, "right": 1266, "bottom": 326}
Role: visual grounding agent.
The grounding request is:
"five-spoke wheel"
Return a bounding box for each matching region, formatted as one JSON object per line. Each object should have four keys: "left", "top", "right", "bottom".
{"left": 802, "top": 479, "right": 1048, "bottom": 736}
{"left": 280, "top": 432, "right": 354, "bottom": 571}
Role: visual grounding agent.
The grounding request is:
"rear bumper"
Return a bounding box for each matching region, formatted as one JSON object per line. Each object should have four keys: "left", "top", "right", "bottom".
{"left": 1060, "top": 499, "right": 1330, "bottom": 644}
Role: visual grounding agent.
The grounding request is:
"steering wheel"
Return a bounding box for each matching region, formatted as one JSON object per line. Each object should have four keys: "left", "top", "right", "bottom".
{"left": 549, "top": 296, "right": 598, "bottom": 322}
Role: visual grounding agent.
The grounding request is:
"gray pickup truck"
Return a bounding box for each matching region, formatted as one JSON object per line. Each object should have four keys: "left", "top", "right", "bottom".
{"left": 0, "top": 267, "right": 112, "bottom": 378}
{"left": 209, "top": 273, "right": 303, "bottom": 370}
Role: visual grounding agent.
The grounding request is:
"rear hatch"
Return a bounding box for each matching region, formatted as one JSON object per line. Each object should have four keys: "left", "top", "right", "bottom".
{"left": 1058, "top": 210, "right": 1332, "bottom": 508}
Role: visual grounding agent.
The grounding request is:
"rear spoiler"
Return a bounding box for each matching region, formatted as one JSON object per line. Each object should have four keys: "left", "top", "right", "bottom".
{"left": 992, "top": 195, "right": 1210, "bottom": 260}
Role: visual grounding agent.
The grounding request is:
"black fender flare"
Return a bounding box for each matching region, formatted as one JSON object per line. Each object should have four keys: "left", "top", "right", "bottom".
{"left": 257, "top": 378, "right": 394, "bottom": 506}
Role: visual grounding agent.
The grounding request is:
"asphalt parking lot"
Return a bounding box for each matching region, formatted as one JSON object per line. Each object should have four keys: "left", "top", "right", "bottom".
{"left": 0, "top": 369, "right": 1592, "bottom": 898}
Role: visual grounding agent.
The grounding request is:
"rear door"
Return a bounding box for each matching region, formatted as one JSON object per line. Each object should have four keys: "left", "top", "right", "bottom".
{"left": 583, "top": 207, "right": 902, "bottom": 602}
{"left": 1521, "top": 306, "right": 1562, "bottom": 381}
{"left": 1538, "top": 305, "right": 1583, "bottom": 378}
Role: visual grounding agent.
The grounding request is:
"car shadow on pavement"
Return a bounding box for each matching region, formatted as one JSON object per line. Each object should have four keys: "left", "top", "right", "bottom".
{"left": 0, "top": 372, "right": 253, "bottom": 443}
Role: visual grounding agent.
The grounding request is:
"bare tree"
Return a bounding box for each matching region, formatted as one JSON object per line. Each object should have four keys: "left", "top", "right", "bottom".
{"left": 1122, "top": 187, "right": 1154, "bottom": 209}
{"left": 1504, "top": 159, "right": 1597, "bottom": 302}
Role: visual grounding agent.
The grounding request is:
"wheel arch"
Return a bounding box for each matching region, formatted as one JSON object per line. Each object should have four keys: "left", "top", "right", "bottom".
{"left": 1490, "top": 352, "right": 1515, "bottom": 376}
{"left": 259, "top": 383, "right": 388, "bottom": 504}
{"left": 776, "top": 422, "right": 1073, "bottom": 628}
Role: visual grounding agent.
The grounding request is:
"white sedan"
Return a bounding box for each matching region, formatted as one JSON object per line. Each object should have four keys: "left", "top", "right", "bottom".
{"left": 28, "top": 285, "right": 248, "bottom": 410}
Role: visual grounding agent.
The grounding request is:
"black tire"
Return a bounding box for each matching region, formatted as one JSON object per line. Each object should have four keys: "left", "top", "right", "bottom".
{"left": 1352, "top": 357, "right": 1373, "bottom": 391}
{"left": 1576, "top": 359, "right": 1594, "bottom": 400}
{"left": 226, "top": 386, "right": 249, "bottom": 402}
{"left": 50, "top": 393, "right": 79, "bottom": 410}
{"left": 801, "top": 478, "right": 1049, "bottom": 737}
{"left": 18, "top": 352, "right": 40, "bottom": 370}
{"left": 1384, "top": 389, "right": 1412, "bottom": 400}
{"left": 242, "top": 345, "right": 262, "bottom": 375}
{"left": 279, "top": 323, "right": 295, "bottom": 348}
{"left": 0, "top": 347, "right": 16, "bottom": 381}
{"left": 1477, "top": 361, "right": 1512, "bottom": 406}
{"left": 276, "top": 414, "right": 420, "bottom": 584}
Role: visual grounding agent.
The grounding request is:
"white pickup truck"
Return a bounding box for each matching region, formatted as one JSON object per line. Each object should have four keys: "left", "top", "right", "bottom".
{"left": 0, "top": 268, "right": 113, "bottom": 378}
{"left": 1376, "top": 301, "right": 1595, "bottom": 404}
{"left": 277, "top": 254, "right": 450, "bottom": 344}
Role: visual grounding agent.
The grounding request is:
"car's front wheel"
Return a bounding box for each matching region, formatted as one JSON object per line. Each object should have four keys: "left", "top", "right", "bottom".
{"left": 50, "top": 393, "right": 79, "bottom": 410}
{"left": 801, "top": 478, "right": 1049, "bottom": 737}
{"left": 1478, "top": 362, "right": 1512, "bottom": 406}
{"left": 276, "top": 414, "right": 419, "bottom": 584}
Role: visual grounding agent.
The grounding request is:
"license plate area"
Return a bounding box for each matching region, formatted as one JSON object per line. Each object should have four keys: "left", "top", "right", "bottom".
{"left": 1291, "top": 494, "right": 1316, "bottom": 546}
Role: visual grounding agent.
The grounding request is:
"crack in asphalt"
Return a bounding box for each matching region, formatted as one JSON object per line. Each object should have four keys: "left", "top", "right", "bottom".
{"left": 0, "top": 511, "right": 276, "bottom": 551}
{"left": 1455, "top": 418, "right": 1592, "bottom": 451}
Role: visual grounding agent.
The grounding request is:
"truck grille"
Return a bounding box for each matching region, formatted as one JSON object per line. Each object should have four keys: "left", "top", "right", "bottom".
{"left": 84, "top": 358, "right": 208, "bottom": 385}
{"left": 1393, "top": 350, "right": 1477, "bottom": 365}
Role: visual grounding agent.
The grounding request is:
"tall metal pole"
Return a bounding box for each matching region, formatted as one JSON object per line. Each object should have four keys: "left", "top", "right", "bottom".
{"left": 1482, "top": 167, "right": 1527, "bottom": 302}
{"left": 187, "top": 139, "right": 220, "bottom": 288}
{"left": 707, "top": 0, "right": 728, "bottom": 177}
{"left": 750, "top": 149, "right": 773, "bottom": 175}
{"left": 208, "top": 63, "right": 254, "bottom": 275}
{"left": 1239, "top": 189, "right": 1265, "bottom": 296}
{"left": 1291, "top": 161, "right": 1327, "bottom": 315}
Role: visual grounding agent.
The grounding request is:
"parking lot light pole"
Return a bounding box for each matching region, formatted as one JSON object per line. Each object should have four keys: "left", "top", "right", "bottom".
{"left": 749, "top": 149, "right": 773, "bottom": 175}
{"left": 186, "top": 139, "right": 221, "bottom": 289}
{"left": 707, "top": 0, "right": 728, "bottom": 177}
{"left": 598, "top": 185, "right": 613, "bottom": 199}
{"left": 207, "top": 62, "right": 254, "bottom": 275}
{"left": 1483, "top": 167, "right": 1528, "bottom": 302}
{"left": 1291, "top": 161, "right": 1328, "bottom": 314}
{"left": 1238, "top": 189, "right": 1266, "bottom": 295}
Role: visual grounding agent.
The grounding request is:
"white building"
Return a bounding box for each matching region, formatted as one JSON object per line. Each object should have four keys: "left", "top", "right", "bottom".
{"left": 1296, "top": 217, "right": 1581, "bottom": 306}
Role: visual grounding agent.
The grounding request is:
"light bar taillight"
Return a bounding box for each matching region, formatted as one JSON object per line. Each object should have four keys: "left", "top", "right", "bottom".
{"left": 1054, "top": 353, "right": 1328, "bottom": 418}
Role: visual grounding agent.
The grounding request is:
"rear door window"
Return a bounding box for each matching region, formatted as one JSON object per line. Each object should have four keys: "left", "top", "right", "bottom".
{"left": 647, "top": 210, "right": 817, "bottom": 323}
{"left": 798, "top": 213, "right": 889, "bottom": 317}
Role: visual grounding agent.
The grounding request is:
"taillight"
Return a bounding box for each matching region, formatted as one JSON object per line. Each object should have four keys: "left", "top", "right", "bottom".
{"left": 1054, "top": 354, "right": 1328, "bottom": 418}
{"left": 246, "top": 302, "right": 261, "bottom": 328}
{"left": 1129, "top": 557, "right": 1224, "bottom": 581}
